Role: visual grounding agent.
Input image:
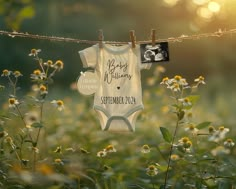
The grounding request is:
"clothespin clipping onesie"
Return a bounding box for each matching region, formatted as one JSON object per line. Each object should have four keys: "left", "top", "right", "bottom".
{"left": 129, "top": 30, "right": 136, "bottom": 48}
{"left": 98, "top": 29, "right": 104, "bottom": 48}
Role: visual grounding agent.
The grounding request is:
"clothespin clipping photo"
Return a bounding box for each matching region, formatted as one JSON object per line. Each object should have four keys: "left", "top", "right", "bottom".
{"left": 98, "top": 29, "right": 104, "bottom": 48}
{"left": 140, "top": 42, "right": 169, "bottom": 63}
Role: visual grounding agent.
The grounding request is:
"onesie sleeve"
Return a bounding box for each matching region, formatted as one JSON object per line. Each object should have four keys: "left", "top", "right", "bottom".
{"left": 79, "top": 45, "right": 98, "bottom": 68}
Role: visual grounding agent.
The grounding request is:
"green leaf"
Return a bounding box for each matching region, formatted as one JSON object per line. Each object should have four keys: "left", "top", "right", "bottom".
{"left": 196, "top": 178, "right": 205, "bottom": 189}
{"left": 177, "top": 145, "right": 186, "bottom": 153}
{"left": 204, "top": 179, "right": 217, "bottom": 188}
{"left": 182, "top": 105, "right": 192, "bottom": 110}
{"left": 24, "top": 140, "right": 33, "bottom": 143}
{"left": 196, "top": 121, "right": 211, "bottom": 129}
{"left": 188, "top": 95, "right": 200, "bottom": 105}
{"left": 160, "top": 184, "right": 172, "bottom": 189}
{"left": 182, "top": 95, "right": 200, "bottom": 110}
{"left": 218, "top": 181, "right": 232, "bottom": 189}
{"left": 159, "top": 185, "right": 165, "bottom": 189}
{"left": 172, "top": 104, "right": 179, "bottom": 109}
{"left": 10, "top": 149, "right": 15, "bottom": 154}
{"left": 46, "top": 77, "right": 54, "bottom": 85}
{"left": 157, "top": 165, "right": 168, "bottom": 172}
{"left": 0, "top": 85, "right": 5, "bottom": 91}
{"left": 0, "top": 115, "right": 11, "bottom": 120}
{"left": 32, "top": 142, "right": 37, "bottom": 147}
{"left": 158, "top": 143, "right": 171, "bottom": 151}
{"left": 18, "top": 6, "right": 35, "bottom": 19}
{"left": 160, "top": 127, "right": 173, "bottom": 143}
{"left": 31, "top": 122, "right": 44, "bottom": 128}
{"left": 177, "top": 110, "right": 185, "bottom": 120}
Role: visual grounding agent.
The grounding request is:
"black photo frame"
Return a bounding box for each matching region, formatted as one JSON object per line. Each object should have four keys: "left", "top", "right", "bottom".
{"left": 140, "top": 42, "right": 169, "bottom": 63}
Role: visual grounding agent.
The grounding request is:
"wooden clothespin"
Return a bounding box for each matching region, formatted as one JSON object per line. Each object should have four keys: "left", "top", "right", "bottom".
{"left": 129, "top": 30, "right": 136, "bottom": 48}
{"left": 98, "top": 29, "right": 104, "bottom": 48}
{"left": 151, "top": 29, "right": 156, "bottom": 47}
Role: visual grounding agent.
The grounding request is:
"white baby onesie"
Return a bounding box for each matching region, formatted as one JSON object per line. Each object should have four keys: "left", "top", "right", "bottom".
{"left": 79, "top": 43, "right": 151, "bottom": 132}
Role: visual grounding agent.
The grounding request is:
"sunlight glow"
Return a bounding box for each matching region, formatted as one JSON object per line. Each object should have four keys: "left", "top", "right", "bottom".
{"left": 192, "top": 0, "right": 209, "bottom": 5}
{"left": 208, "top": 1, "right": 221, "bottom": 13}
{"left": 163, "top": 0, "right": 179, "bottom": 7}
{"left": 197, "top": 7, "right": 213, "bottom": 19}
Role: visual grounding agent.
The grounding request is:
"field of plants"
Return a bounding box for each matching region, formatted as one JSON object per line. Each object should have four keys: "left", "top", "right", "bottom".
{"left": 0, "top": 49, "right": 235, "bottom": 189}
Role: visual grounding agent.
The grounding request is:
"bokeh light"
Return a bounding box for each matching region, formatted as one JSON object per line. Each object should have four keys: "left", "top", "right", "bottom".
{"left": 163, "top": 0, "right": 180, "bottom": 7}
{"left": 192, "top": 0, "right": 209, "bottom": 5}
{"left": 197, "top": 7, "right": 213, "bottom": 19}
{"left": 208, "top": 1, "right": 221, "bottom": 13}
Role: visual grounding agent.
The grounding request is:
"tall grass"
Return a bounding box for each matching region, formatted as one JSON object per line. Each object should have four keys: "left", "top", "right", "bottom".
{"left": 0, "top": 49, "right": 235, "bottom": 189}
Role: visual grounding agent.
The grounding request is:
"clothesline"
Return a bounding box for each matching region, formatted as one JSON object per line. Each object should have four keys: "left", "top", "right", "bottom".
{"left": 0, "top": 28, "right": 236, "bottom": 45}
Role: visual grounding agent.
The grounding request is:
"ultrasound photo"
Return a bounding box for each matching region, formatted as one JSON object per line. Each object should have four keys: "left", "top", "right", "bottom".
{"left": 140, "top": 42, "right": 169, "bottom": 63}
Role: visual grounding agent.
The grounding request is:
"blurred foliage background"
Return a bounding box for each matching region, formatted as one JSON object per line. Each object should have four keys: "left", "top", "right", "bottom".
{"left": 0, "top": 1, "right": 236, "bottom": 188}
{"left": 1, "top": 0, "right": 236, "bottom": 89}
{"left": 0, "top": 0, "right": 236, "bottom": 127}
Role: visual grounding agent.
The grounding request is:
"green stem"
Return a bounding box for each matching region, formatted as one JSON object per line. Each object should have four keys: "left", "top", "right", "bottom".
{"left": 35, "top": 101, "right": 44, "bottom": 145}
{"left": 197, "top": 133, "right": 210, "bottom": 136}
{"left": 45, "top": 66, "right": 49, "bottom": 77}
{"left": 33, "top": 150, "right": 36, "bottom": 172}
{"left": 18, "top": 134, "right": 27, "bottom": 166}
{"left": 156, "top": 145, "right": 168, "bottom": 163}
{"left": 204, "top": 175, "right": 235, "bottom": 180}
{"left": 7, "top": 75, "right": 16, "bottom": 96}
{"left": 163, "top": 115, "right": 180, "bottom": 188}
{"left": 15, "top": 105, "right": 36, "bottom": 170}
{"left": 35, "top": 56, "right": 45, "bottom": 74}
{"left": 15, "top": 105, "right": 26, "bottom": 126}
{"left": 40, "top": 101, "right": 44, "bottom": 122}
{"left": 11, "top": 143, "right": 21, "bottom": 161}
{"left": 48, "top": 69, "right": 57, "bottom": 79}
{"left": 151, "top": 177, "right": 155, "bottom": 189}
{"left": 14, "top": 77, "right": 18, "bottom": 96}
{"left": 15, "top": 105, "right": 34, "bottom": 142}
{"left": 32, "top": 102, "right": 44, "bottom": 171}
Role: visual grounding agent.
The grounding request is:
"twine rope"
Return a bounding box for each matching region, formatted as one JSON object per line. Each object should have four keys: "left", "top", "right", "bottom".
{"left": 0, "top": 28, "right": 236, "bottom": 45}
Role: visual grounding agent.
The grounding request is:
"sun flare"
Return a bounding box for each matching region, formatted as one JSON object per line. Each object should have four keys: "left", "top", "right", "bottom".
{"left": 208, "top": 1, "right": 221, "bottom": 13}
